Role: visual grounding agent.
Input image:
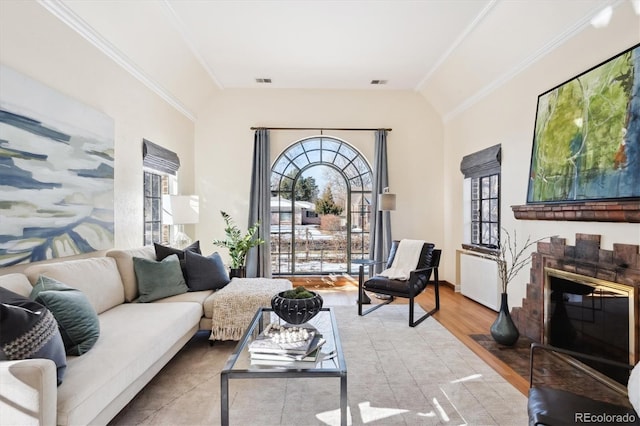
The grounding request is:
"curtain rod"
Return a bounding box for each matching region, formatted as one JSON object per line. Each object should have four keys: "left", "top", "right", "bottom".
{"left": 250, "top": 126, "right": 391, "bottom": 132}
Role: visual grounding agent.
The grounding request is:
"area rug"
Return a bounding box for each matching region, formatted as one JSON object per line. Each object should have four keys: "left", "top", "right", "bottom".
{"left": 110, "top": 305, "right": 528, "bottom": 425}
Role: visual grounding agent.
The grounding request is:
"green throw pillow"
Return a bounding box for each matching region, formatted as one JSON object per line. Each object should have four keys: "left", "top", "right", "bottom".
{"left": 133, "top": 254, "right": 188, "bottom": 303}
{"left": 30, "top": 276, "right": 100, "bottom": 356}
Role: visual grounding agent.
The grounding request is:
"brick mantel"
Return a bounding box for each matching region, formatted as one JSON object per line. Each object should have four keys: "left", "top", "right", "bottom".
{"left": 511, "top": 200, "right": 640, "bottom": 223}
{"left": 511, "top": 234, "right": 640, "bottom": 345}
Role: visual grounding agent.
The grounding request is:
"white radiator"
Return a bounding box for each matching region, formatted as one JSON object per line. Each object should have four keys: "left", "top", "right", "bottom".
{"left": 459, "top": 251, "right": 501, "bottom": 311}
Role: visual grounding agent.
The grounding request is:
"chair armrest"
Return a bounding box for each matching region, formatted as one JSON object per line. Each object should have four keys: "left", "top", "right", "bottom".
{"left": 0, "top": 359, "right": 58, "bottom": 425}
{"left": 409, "top": 265, "right": 438, "bottom": 285}
{"left": 529, "top": 343, "right": 633, "bottom": 393}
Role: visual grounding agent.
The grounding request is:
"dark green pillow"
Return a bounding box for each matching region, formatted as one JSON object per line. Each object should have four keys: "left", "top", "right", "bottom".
{"left": 133, "top": 254, "right": 188, "bottom": 302}
{"left": 30, "top": 276, "right": 100, "bottom": 356}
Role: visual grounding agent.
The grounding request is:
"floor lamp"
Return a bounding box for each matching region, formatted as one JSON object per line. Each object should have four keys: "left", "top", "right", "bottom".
{"left": 162, "top": 195, "right": 199, "bottom": 248}
{"left": 375, "top": 187, "right": 396, "bottom": 300}
{"left": 358, "top": 187, "right": 397, "bottom": 304}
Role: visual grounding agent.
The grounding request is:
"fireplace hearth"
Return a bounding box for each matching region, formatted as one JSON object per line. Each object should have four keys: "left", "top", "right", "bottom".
{"left": 511, "top": 234, "right": 639, "bottom": 372}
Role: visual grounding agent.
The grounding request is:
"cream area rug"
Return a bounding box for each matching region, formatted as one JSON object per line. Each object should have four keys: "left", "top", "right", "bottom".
{"left": 109, "top": 305, "right": 528, "bottom": 425}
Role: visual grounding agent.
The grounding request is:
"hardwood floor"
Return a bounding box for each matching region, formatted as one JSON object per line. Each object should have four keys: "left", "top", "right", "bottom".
{"left": 288, "top": 276, "right": 530, "bottom": 396}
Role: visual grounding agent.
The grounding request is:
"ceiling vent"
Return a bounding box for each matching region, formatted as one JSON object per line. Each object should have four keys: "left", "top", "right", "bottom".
{"left": 370, "top": 79, "right": 388, "bottom": 85}
{"left": 255, "top": 78, "right": 272, "bottom": 83}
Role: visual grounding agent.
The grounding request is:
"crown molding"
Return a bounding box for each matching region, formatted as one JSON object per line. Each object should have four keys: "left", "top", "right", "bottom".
{"left": 443, "top": 0, "right": 624, "bottom": 123}
{"left": 416, "top": 0, "right": 498, "bottom": 91}
{"left": 159, "top": 0, "right": 222, "bottom": 89}
{"left": 37, "top": 0, "right": 196, "bottom": 122}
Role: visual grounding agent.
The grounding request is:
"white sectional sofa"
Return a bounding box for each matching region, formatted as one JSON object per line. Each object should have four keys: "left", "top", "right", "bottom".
{"left": 0, "top": 246, "right": 291, "bottom": 425}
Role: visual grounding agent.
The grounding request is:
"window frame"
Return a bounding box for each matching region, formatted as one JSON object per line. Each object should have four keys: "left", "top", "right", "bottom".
{"left": 470, "top": 173, "right": 500, "bottom": 247}
{"left": 460, "top": 144, "right": 501, "bottom": 251}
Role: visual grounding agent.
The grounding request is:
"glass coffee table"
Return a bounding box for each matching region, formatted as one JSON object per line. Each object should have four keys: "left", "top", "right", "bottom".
{"left": 220, "top": 307, "right": 347, "bottom": 425}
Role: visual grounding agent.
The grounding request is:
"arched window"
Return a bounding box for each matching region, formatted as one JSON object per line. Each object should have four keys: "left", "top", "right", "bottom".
{"left": 270, "top": 136, "right": 372, "bottom": 275}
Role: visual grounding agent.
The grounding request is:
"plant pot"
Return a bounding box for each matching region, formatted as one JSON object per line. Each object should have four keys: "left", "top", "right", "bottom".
{"left": 271, "top": 291, "right": 324, "bottom": 325}
{"left": 490, "top": 293, "right": 519, "bottom": 346}
{"left": 230, "top": 267, "right": 245, "bottom": 278}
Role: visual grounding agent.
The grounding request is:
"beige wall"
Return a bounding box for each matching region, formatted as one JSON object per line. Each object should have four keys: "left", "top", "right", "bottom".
{"left": 194, "top": 89, "right": 445, "bottom": 269}
{"left": 2, "top": 1, "right": 638, "bottom": 291}
{"left": 443, "top": 11, "right": 640, "bottom": 307}
{"left": 0, "top": 1, "right": 195, "bottom": 274}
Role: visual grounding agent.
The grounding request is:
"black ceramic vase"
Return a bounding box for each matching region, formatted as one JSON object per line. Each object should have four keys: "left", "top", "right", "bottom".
{"left": 271, "top": 291, "right": 324, "bottom": 325}
{"left": 490, "top": 293, "right": 519, "bottom": 346}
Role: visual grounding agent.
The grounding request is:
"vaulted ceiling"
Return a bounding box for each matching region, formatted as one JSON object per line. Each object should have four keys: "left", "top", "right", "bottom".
{"left": 45, "top": 0, "right": 637, "bottom": 121}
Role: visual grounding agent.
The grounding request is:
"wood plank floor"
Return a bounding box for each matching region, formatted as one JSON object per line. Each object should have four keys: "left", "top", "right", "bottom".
{"left": 289, "top": 276, "right": 530, "bottom": 396}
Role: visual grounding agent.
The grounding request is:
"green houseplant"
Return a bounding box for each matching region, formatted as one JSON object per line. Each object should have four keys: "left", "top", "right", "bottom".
{"left": 212, "top": 211, "right": 264, "bottom": 278}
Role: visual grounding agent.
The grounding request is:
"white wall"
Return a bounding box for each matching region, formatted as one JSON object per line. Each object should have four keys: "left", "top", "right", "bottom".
{"left": 443, "top": 9, "right": 640, "bottom": 307}
{"left": 0, "top": 1, "right": 195, "bottom": 273}
{"left": 194, "top": 89, "right": 446, "bottom": 271}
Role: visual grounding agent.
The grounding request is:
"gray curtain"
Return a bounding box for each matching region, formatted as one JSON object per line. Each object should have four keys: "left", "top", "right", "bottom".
{"left": 246, "top": 129, "right": 272, "bottom": 278}
{"left": 369, "top": 130, "right": 392, "bottom": 273}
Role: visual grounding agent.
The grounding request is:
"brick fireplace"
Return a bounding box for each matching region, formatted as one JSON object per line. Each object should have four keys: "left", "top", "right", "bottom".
{"left": 511, "top": 233, "right": 640, "bottom": 364}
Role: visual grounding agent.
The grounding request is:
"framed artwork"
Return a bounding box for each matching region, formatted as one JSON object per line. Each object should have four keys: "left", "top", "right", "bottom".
{"left": 527, "top": 43, "right": 640, "bottom": 203}
{"left": 0, "top": 65, "right": 115, "bottom": 266}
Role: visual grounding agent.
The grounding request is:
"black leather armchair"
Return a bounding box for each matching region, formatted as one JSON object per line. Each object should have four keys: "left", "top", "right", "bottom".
{"left": 528, "top": 343, "right": 639, "bottom": 425}
{"left": 357, "top": 240, "right": 440, "bottom": 327}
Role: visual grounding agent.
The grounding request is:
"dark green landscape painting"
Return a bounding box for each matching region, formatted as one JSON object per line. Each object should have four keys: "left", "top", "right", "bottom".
{"left": 527, "top": 44, "right": 640, "bottom": 203}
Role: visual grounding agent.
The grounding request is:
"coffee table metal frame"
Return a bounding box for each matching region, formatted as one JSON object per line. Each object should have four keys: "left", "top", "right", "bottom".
{"left": 220, "top": 307, "right": 347, "bottom": 425}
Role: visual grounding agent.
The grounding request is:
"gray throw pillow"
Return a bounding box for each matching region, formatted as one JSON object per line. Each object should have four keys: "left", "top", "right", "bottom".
{"left": 184, "top": 251, "right": 230, "bottom": 291}
{"left": 154, "top": 241, "right": 202, "bottom": 281}
{"left": 30, "top": 276, "right": 100, "bottom": 356}
{"left": 133, "top": 254, "right": 188, "bottom": 302}
{"left": 0, "top": 287, "right": 67, "bottom": 385}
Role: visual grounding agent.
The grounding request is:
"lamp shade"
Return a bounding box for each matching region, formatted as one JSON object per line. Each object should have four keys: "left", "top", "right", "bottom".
{"left": 162, "top": 195, "right": 199, "bottom": 225}
{"left": 378, "top": 188, "right": 396, "bottom": 211}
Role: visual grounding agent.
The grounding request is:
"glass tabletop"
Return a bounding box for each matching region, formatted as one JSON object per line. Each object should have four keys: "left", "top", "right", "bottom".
{"left": 222, "top": 307, "right": 346, "bottom": 376}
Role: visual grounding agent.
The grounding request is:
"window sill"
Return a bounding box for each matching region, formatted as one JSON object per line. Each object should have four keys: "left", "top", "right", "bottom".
{"left": 461, "top": 244, "right": 499, "bottom": 256}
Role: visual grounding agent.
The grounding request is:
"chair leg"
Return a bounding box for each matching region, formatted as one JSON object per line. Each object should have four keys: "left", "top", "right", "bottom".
{"left": 357, "top": 266, "right": 395, "bottom": 316}
{"left": 408, "top": 280, "right": 440, "bottom": 327}
{"left": 357, "top": 265, "right": 371, "bottom": 308}
{"left": 359, "top": 295, "right": 394, "bottom": 317}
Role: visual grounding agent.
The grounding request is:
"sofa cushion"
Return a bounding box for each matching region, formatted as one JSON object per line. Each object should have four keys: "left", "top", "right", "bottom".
{"left": 133, "top": 254, "right": 189, "bottom": 303}
{"left": 105, "top": 246, "right": 156, "bottom": 302}
{"left": 30, "top": 276, "right": 100, "bottom": 356}
{"left": 24, "top": 257, "right": 125, "bottom": 314}
{"left": 0, "top": 287, "right": 67, "bottom": 385}
{"left": 184, "top": 250, "right": 230, "bottom": 291}
{"left": 55, "top": 302, "right": 201, "bottom": 426}
{"left": 0, "top": 273, "right": 33, "bottom": 297}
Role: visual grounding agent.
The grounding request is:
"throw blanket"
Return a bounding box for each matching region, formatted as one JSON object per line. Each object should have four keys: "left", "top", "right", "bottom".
{"left": 209, "top": 278, "right": 293, "bottom": 341}
{"left": 378, "top": 239, "right": 426, "bottom": 280}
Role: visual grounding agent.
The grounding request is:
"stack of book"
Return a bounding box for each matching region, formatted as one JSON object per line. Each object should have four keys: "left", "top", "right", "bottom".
{"left": 248, "top": 323, "right": 326, "bottom": 367}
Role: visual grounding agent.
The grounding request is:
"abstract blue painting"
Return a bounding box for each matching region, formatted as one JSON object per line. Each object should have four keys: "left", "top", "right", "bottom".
{"left": 0, "top": 65, "right": 114, "bottom": 267}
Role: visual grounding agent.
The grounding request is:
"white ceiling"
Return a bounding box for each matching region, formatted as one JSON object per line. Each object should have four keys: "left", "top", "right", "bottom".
{"left": 51, "top": 0, "right": 636, "bottom": 121}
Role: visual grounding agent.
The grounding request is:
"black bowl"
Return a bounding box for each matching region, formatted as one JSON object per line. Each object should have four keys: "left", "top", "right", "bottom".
{"left": 271, "top": 291, "right": 324, "bottom": 324}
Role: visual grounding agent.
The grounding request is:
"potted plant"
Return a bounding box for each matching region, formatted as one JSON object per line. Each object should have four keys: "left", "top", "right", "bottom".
{"left": 271, "top": 286, "right": 324, "bottom": 324}
{"left": 212, "top": 211, "right": 264, "bottom": 278}
{"left": 485, "top": 229, "right": 550, "bottom": 346}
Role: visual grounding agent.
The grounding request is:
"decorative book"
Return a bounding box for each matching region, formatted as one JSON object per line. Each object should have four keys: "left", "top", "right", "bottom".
{"left": 248, "top": 323, "right": 318, "bottom": 355}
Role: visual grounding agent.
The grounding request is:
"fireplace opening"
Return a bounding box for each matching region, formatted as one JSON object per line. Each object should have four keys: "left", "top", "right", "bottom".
{"left": 544, "top": 268, "right": 637, "bottom": 385}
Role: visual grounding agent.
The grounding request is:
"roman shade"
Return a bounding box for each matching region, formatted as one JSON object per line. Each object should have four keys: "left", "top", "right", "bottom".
{"left": 142, "top": 139, "right": 180, "bottom": 175}
{"left": 460, "top": 143, "right": 501, "bottom": 178}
